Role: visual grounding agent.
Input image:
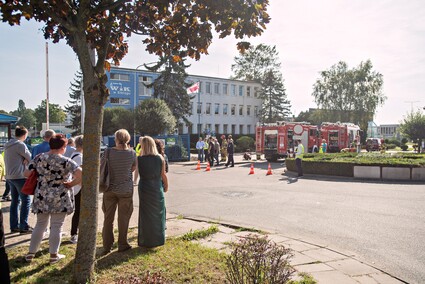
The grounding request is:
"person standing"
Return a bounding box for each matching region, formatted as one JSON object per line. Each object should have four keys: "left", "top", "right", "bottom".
{"left": 208, "top": 137, "right": 215, "bottom": 167}
{"left": 4, "top": 126, "right": 32, "bottom": 234}
{"left": 220, "top": 135, "right": 228, "bottom": 163}
{"left": 320, "top": 139, "right": 327, "bottom": 153}
{"left": 214, "top": 138, "right": 220, "bottom": 166}
{"left": 24, "top": 134, "right": 82, "bottom": 263}
{"left": 70, "top": 135, "right": 83, "bottom": 244}
{"left": 225, "top": 135, "right": 235, "bottom": 168}
{"left": 31, "top": 129, "right": 55, "bottom": 158}
{"left": 64, "top": 137, "right": 76, "bottom": 158}
{"left": 1, "top": 152, "right": 11, "bottom": 202}
{"left": 137, "top": 136, "right": 168, "bottom": 248}
{"left": 295, "top": 139, "right": 304, "bottom": 177}
{"left": 101, "top": 129, "right": 136, "bottom": 254}
{"left": 196, "top": 137, "right": 205, "bottom": 162}
{"left": 203, "top": 137, "right": 209, "bottom": 164}
{"left": 133, "top": 137, "right": 142, "bottom": 185}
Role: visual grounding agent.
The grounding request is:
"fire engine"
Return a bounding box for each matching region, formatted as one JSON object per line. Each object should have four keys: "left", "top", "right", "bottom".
{"left": 255, "top": 121, "right": 320, "bottom": 162}
{"left": 256, "top": 121, "right": 362, "bottom": 161}
{"left": 320, "top": 122, "right": 361, "bottom": 152}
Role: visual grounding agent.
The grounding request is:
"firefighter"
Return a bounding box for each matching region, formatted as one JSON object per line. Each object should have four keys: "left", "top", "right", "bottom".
{"left": 220, "top": 135, "right": 228, "bottom": 162}
{"left": 295, "top": 139, "right": 304, "bottom": 177}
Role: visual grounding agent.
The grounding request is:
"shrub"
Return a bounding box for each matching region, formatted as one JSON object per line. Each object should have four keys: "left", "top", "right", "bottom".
{"left": 235, "top": 136, "right": 255, "bottom": 153}
{"left": 401, "top": 138, "right": 409, "bottom": 144}
{"left": 387, "top": 139, "right": 401, "bottom": 147}
{"left": 385, "top": 143, "right": 397, "bottom": 150}
{"left": 226, "top": 234, "right": 295, "bottom": 284}
{"left": 400, "top": 144, "right": 409, "bottom": 151}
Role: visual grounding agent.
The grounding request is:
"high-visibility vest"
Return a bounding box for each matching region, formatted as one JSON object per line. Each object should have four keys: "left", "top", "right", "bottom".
{"left": 135, "top": 143, "right": 141, "bottom": 156}
{"left": 296, "top": 144, "right": 304, "bottom": 159}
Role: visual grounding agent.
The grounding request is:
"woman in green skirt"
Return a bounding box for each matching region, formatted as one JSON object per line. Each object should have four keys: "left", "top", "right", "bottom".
{"left": 137, "top": 136, "right": 169, "bottom": 248}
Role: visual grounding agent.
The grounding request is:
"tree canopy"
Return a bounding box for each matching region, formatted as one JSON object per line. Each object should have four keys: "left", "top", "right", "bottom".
{"left": 399, "top": 110, "right": 425, "bottom": 153}
{"left": 231, "top": 44, "right": 291, "bottom": 122}
{"left": 0, "top": 1, "right": 270, "bottom": 281}
{"left": 135, "top": 98, "right": 176, "bottom": 136}
{"left": 34, "top": 100, "right": 66, "bottom": 130}
{"left": 312, "top": 60, "right": 385, "bottom": 132}
{"left": 102, "top": 107, "right": 134, "bottom": 136}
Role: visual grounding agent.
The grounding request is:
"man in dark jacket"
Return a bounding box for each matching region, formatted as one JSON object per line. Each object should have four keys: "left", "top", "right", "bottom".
{"left": 208, "top": 137, "right": 215, "bottom": 167}
{"left": 225, "top": 135, "right": 234, "bottom": 167}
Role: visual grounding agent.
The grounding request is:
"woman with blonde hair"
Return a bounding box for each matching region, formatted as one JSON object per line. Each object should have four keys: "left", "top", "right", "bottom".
{"left": 137, "top": 136, "right": 168, "bottom": 248}
{"left": 101, "top": 129, "right": 136, "bottom": 254}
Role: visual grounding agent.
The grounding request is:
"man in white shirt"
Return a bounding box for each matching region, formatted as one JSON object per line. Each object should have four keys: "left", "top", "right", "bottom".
{"left": 295, "top": 139, "right": 304, "bottom": 177}
{"left": 196, "top": 137, "right": 205, "bottom": 162}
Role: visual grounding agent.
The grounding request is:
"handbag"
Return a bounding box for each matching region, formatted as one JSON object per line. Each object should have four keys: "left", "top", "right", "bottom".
{"left": 99, "top": 148, "right": 110, "bottom": 193}
{"left": 22, "top": 170, "right": 38, "bottom": 195}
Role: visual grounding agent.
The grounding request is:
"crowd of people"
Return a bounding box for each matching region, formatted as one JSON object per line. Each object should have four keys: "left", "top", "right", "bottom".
{"left": 195, "top": 134, "right": 235, "bottom": 167}
{"left": 0, "top": 126, "right": 173, "bottom": 279}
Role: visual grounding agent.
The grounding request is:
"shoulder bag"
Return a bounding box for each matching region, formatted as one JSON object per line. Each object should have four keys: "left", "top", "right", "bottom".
{"left": 22, "top": 170, "right": 38, "bottom": 195}
{"left": 99, "top": 148, "right": 111, "bottom": 193}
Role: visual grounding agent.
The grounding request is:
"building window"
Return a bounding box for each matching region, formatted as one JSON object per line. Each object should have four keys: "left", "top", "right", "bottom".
{"left": 239, "top": 85, "right": 244, "bottom": 96}
{"left": 254, "top": 86, "right": 259, "bottom": 97}
{"left": 239, "top": 125, "right": 244, "bottom": 134}
{"left": 247, "top": 86, "right": 251, "bottom": 97}
{"left": 139, "top": 76, "right": 153, "bottom": 96}
{"left": 239, "top": 105, "right": 244, "bottom": 116}
{"left": 223, "top": 104, "right": 228, "bottom": 115}
{"left": 222, "top": 83, "right": 228, "bottom": 95}
{"left": 232, "top": 124, "right": 236, "bottom": 134}
{"left": 206, "top": 103, "right": 211, "bottom": 114}
{"left": 110, "top": 98, "right": 130, "bottom": 105}
{"left": 214, "top": 83, "right": 220, "bottom": 94}
{"left": 199, "top": 82, "right": 203, "bottom": 93}
{"left": 254, "top": 106, "right": 258, "bottom": 117}
{"left": 215, "top": 124, "right": 220, "bottom": 134}
{"left": 247, "top": 125, "right": 251, "bottom": 134}
{"left": 247, "top": 105, "right": 251, "bottom": 116}
{"left": 215, "top": 103, "right": 220, "bottom": 114}
{"left": 197, "top": 124, "right": 202, "bottom": 134}
{"left": 206, "top": 82, "right": 211, "bottom": 94}
{"left": 231, "top": 84, "right": 236, "bottom": 96}
{"left": 231, "top": 104, "right": 236, "bottom": 115}
{"left": 206, "top": 124, "right": 212, "bottom": 133}
{"left": 197, "top": 102, "right": 202, "bottom": 114}
{"left": 110, "top": 73, "right": 130, "bottom": 81}
{"left": 223, "top": 124, "right": 228, "bottom": 134}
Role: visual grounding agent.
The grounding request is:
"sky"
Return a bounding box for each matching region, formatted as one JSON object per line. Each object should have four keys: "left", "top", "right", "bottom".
{"left": 1, "top": 0, "right": 424, "bottom": 125}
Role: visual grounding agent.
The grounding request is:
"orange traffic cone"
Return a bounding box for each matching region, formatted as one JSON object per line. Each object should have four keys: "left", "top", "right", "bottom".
{"left": 196, "top": 160, "right": 201, "bottom": 170}
{"left": 249, "top": 163, "right": 255, "bottom": 175}
{"left": 266, "top": 163, "right": 273, "bottom": 175}
{"left": 205, "top": 162, "right": 211, "bottom": 172}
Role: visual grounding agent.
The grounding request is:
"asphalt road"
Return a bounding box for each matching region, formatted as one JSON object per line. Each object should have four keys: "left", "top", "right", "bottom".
{"left": 166, "top": 161, "right": 425, "bottom": 284}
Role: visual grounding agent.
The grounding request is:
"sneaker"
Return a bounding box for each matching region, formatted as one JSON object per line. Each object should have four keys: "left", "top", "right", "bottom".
{"left": 20, "top": 227, "right": 34, "bottom": 235}
{"left": 1, "top": 196, "right": 11, "bottom": 201}
{"left": 70, "top": 234, "right": 78, "bottom": 244}
{"left": 50, "top": 253, "right": 65, "bottom": 264}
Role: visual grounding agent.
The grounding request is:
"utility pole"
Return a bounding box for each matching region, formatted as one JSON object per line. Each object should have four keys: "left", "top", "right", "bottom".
{"left": 45, "top": 42, "right": 50, "bottom": 130}
{"left": 404, "top": 100, "right": 420, "bottom": 111}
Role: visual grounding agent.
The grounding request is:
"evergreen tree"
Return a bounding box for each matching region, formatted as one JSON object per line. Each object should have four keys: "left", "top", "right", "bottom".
{"left": 65, "top": 71, "right": 83, "bottom": 135}
{"left": 144, "top": 54, "right": 193, "bottom": 124}
{"left": 10, "top": 100, "right": 36, "bottom": 133}
{"left": 231, "top": 44, "right": 291, "bottom": 121}
{"left": 135, "top": 98, "right": 176, "bottom": 136}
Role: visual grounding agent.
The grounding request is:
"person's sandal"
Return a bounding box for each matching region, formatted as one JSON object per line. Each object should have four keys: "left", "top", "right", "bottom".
{"left": 50, "top": 253, "right": 65, "bottom": 264}
{"left": 25, "top": 253, "right": 35, "bottom": 263}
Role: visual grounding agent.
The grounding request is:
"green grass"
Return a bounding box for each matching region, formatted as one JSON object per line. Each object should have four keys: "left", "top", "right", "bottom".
{"left": 179, "top": 225, "right": 219, "bottom": 241}
{"left": 7, "top": 228, "right": 227, "bottom": 283}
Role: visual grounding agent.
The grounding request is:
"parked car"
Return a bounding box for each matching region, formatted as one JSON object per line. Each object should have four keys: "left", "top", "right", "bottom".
{"left": 366, "top": 138, "right": 382, "bottom": 151}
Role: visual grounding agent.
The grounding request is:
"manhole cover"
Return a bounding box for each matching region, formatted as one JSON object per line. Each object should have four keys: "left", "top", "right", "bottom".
{"left": 222, "top": 191, "right": 252, "bottom": 198}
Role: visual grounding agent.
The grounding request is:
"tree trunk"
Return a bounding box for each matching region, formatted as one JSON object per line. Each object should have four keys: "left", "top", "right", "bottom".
{"left": 73, "top": 77, "right": 105, "bottom": 283}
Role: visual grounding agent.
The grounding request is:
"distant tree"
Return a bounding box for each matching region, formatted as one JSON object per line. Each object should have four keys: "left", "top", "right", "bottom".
{"left": 399, "top": 110, "right": 425, "bottom": 153}
{"left": 34, "top": 100, "right": 66, "bottom": 130}
{"left": 231, "top": 44, "right": 291, "bottom": 121}
{"left": 312, "top": 60, "right": 385, "bottom": 131}
{"left": 0, "top": 1, "right": 270, "bottom": 281}
{"left": 135, "top": 98, "right": 176, "bottom": 136}
{"left": 258, "top": 70, "right": 291, "bottom": 122}
{"left": 65, "top": 71, "right": 83, "bottom": 135}
{"left": 10, "top": 100, "right": 36, "bottom": 132}
{"left": 145, "top": 54, "right": 193, "bottom": 124}
{"left": 0, "top": 110, "right": 9, "bottom": 114}
{"left": 102, "top": 107, "right": 134, "bottom": 136}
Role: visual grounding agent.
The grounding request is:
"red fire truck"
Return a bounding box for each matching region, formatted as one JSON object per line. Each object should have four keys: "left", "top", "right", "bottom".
{"left": 319, "top": 122, "right": 361, "bottom": 152}
{"left": 256, "top": 121, "right": 362, "bottom": 160}
{"left": 255, "top": 121, "right": 321, "bottom": 161}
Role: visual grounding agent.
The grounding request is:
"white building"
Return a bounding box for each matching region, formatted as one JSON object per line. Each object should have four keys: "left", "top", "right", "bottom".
{"left": 377, "top": 124, "right": 400, "bottom": 140}
{"left": 106, "top": 67, "right": 262, "bottom": 135}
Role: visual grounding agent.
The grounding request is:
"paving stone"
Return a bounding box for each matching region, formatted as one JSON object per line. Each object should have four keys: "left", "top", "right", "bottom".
{"left": 352, "top": 275, "right": 379, "bottom": 284}
{"left": 282, "top": 239, "right": 318, "bottom": 252}
{"left": 294, "top": 263, "right": 334, "bottom": 273}
{"left": 196, "top": 238, "right": 227, "bottom": 250}
{"left": 206, "top": 232, "right": 238, "bottom": 244}
{"left": 231, "top": 231, "right": 263, "bottom": 239}
{"left": 266, "top": 234, "right": 291, "bottom": 244}
{"left": 369, "top": 273, "right": 405, "bottom": 284}
{"left": 165, "top": 219, "right": 211, "bottom": 237}
{"left": 310, "top": 270, "right": 359, "bottom": 284}
{"left": 326, "top": 258, "right": 380, "bottom": 276}
{"left": 217, "top": 225, "right": 236, "bottom": 234}
{"left": 302, "top": 248, "right": 348, "bottom": 262}
{"left": 290, "top": 251, "right": 318, "bottom": 266}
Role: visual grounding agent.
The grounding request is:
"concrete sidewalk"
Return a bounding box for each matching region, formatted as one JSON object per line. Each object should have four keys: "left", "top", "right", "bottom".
{"left": 0, "top": 175, "right": 405, "bottom": 283}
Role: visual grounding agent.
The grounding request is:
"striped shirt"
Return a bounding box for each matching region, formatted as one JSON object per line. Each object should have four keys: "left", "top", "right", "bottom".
{"left": 108, "top": 148, "right": 137, "bottom": 195}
